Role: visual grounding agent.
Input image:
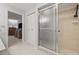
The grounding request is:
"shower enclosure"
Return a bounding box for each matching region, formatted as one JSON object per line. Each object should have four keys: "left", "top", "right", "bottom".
{"left": 39, "top": 4, "right": 58, "bottom": 51}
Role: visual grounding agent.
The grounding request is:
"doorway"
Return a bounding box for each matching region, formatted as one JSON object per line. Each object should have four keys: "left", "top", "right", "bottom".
{"left": 8, "top": 11, "right": 22, "bottom": 47}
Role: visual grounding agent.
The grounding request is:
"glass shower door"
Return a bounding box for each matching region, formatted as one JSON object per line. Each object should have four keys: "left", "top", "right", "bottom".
{"left": 39, "top": 6, "right": 56, "bottom": 51}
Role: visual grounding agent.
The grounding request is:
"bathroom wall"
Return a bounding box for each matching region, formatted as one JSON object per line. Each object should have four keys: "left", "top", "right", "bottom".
{"left": 58, "top": 3, "right": 79, "bottom": 54}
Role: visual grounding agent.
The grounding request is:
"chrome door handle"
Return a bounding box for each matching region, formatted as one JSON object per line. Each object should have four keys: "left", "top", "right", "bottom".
{"left": 58, "top": 30, "right": 60, "bottom": 32}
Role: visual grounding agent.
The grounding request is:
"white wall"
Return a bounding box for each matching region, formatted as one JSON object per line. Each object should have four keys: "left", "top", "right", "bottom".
{"left": 0, "top": 3, "right": 25, "bottom": 48}
{"left": 26, "top": 11, "right": 38, "bottom": 46}
{"left": 25, "top": 3, "right": 48, "bottom": 46}
{"left": 0, "top": 4, "right": 8, "bottom": 48}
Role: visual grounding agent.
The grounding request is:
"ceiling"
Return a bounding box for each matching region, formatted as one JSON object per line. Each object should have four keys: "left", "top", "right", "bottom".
{"left": 8, "top": 3, "right": 44, "bottom": 11}
{"left": 7, "top": 3, "right": 77, "bottom": 13}
{"left": 8, "top": 11, "right": 22, "bottom": 20}
{"left": 58, "top": 3, "right": 77, "bottom": 12}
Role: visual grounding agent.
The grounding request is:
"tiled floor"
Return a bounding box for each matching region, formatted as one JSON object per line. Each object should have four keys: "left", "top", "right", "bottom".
{"left": 0, "top": 36, "right": 54, "bottom": 55}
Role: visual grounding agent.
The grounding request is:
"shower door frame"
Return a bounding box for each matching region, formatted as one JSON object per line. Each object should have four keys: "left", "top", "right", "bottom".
{"left": 38, "top": 4, "right": 59, "bottom": 53}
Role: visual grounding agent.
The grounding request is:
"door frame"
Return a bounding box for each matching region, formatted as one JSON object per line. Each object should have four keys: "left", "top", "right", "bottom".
{"left": 7, "top": 8, "right": 25, "bottom": 47}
